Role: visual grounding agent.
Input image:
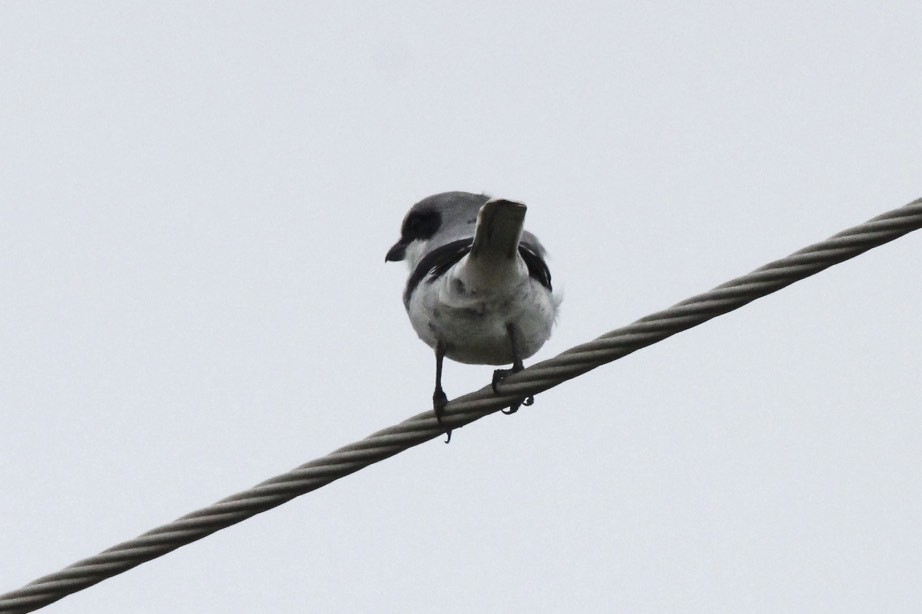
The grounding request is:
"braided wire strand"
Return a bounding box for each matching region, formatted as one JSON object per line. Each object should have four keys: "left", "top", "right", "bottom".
{"left": 1, "top": 197, "right": 920, "bottom": 613}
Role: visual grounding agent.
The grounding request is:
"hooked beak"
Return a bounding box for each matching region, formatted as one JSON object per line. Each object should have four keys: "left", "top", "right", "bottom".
{"left": 385, "top": 240, "right": 407, "bottom": 262}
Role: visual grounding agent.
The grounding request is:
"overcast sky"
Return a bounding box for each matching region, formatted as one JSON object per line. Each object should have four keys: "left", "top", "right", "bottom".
{"left": 2, "top": 3, "right": 921, "bottom": 613}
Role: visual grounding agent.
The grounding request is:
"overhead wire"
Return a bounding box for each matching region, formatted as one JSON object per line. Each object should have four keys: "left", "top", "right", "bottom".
{"left": 1, "top": 196, "right": 920, "bottom": 613}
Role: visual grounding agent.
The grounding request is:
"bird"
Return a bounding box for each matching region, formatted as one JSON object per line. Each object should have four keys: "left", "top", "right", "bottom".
{"left": 385, "top": 191, "right": 559, "bottom": 442}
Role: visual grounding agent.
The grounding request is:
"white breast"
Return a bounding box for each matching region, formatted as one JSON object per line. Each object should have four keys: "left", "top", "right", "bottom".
{"left": 406, "top": 254, "right": 558, "bottom": 365}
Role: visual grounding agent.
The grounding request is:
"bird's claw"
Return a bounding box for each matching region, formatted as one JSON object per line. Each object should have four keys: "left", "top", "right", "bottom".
{"left": 500, "top": 395, "right": 534, "bottom": 415}
{"left": 433, "top": 389, "right": 451, "bottom": 444}
{"left": 492, "top": 368, "right": 533, "bottom": 415}
{"left": 491, "top": 368, "right": 513, "bottom": 395}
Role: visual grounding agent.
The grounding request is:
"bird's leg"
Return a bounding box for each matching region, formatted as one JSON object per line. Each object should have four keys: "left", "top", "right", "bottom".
{"left": 491, "top": 324, "right": 535, "bottom": 414}
{"left": 433, "top": 342, "right": 451, "bottom": 443}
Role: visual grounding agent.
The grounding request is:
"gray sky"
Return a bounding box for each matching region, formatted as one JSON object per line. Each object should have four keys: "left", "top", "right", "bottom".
{"left": 2, "top": 3, "right": 921, "bottom": 612}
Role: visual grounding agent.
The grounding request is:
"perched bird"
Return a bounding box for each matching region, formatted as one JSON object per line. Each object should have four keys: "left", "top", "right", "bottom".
{"left": 385, "top": 191, "right": 559, "bottom": 441}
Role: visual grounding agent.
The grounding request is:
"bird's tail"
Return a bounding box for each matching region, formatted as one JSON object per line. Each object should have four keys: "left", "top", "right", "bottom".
{"left": 470, "top": 199, "right": 526, "bottom": 260}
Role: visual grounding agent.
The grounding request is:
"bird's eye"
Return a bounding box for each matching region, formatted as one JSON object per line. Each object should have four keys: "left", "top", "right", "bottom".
{"left": 402, "top": 210, "right": 441, "bottom": 241}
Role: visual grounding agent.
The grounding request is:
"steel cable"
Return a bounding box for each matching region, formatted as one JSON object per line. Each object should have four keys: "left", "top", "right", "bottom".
{"left": 1, "top": 197, "right": 920, "bottom": 613}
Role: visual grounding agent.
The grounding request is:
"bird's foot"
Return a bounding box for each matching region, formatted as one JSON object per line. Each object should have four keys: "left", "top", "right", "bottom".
{"left": 491, "top": 368, "right": 533, "bottom": 414}
{"left": 433, "top": 389, "right": 451, "bottom": 444}
{"left": 491, "top": 367, "right": 514, "bottom": 395}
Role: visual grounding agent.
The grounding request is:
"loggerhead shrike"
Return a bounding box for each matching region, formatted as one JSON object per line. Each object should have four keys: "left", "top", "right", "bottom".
{"left": 386, "top": 191, "right": 559, "bottom": 441}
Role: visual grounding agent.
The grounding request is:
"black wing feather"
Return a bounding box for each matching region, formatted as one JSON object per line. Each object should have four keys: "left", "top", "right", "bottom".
{"left": 403, "top": 238, "right": 474, "bottom": 307}
{"left": 403, "top": 238, "right": 552, "bottom": 307}
{"left": 519, "top": 244, "right": 552, "bottom": 291}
